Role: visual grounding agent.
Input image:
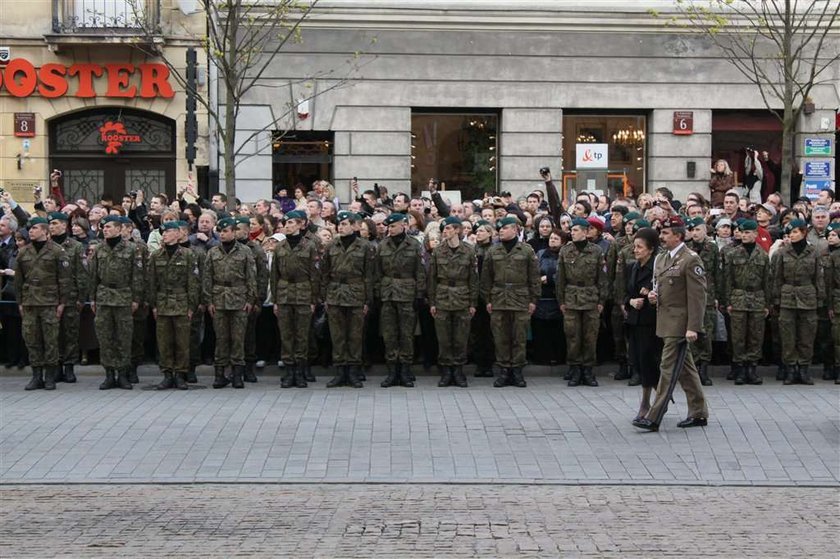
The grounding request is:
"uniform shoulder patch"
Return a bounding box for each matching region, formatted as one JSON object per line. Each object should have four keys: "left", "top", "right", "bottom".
{"left": 694, "top": 265, "right": 705, "bottom": 277}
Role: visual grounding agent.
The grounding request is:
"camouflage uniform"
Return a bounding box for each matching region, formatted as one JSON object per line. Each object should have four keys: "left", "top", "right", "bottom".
{"left": 271, "top": 233, "right": 319, "bottom": 387}
{"left": 148, "top": 243, "right": 200, "bottom": 388}
{"left": 243, "top": 239, "right": 268, "bottom": 380}
{"left": 14, "top": 239, "right": 70, "bottom": 389}
{"left": 606, "top": 237, "right": 629, "bottom": 374}
{"left": 556, "top": 241, "right": 607, "bottom": 386}
{"left": 56, "top": 235, "right": 86, "bottom": 380}
{"left": 688, "top": 238, "right": 719, "bottom": 385}
{"left": 823, "top": 246, "right": 840, "bottom": 382}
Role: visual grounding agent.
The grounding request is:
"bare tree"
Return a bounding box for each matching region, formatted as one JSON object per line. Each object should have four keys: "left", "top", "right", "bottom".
{"left": 654, "top": 0, "right": 840, "bottom": 202}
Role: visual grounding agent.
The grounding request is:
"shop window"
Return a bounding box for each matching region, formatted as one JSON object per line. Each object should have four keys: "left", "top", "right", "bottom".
{"left": 712, "top": 110, "right": 783, "bottom": 201}
{"left": 272, "top": 131, "right": 334, "bottom": 196}
{"left": 411, "top": 110, "right": 499, "bottom": 202}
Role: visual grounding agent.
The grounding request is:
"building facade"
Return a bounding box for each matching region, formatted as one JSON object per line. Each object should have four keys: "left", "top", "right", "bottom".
{"left": 0, "top": 0, "right": 207, "bottom": 207}
{"left": 229, "top": 0, "right": 839, "bottom": 205}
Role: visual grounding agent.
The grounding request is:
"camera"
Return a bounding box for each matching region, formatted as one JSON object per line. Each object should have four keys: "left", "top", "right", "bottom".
{"left": 539, "top": 167, "right": 550, "bottom": 176}
{"left": 129, "top": 190, "right": 138, "bottom": 198}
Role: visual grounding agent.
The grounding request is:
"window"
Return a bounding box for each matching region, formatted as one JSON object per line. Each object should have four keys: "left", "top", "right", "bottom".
{"left": 411, "top": 110, "right": 499, "bottom": 202}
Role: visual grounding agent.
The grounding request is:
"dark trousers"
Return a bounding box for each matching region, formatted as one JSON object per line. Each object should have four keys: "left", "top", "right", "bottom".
{"left": 469, "top": 301, "right": 495, "bottom": 370}
{"left": 529, "top": 317, "right": 565, "bottom": 365}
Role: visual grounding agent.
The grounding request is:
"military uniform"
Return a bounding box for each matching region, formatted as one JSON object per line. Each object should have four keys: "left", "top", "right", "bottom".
{"left": 605, "top": 237, "right": 629, "bottom": 378}
{"left": 203, "top": 236, "right": 257, "bottom": 388}
{"left": 375, "top": 220, "right": 426, "bottom": 388}
{"left": 14, "top": 228, "right": 71, "bottom": 390}
{"left": 479, "top": 231, "right": 540, "bottom": 387}
{"left": 823, "top": 240, "right": 840, "bottom": 383}
{"left": 688, "top": 235, "right": 719, "bottom": 385}
{"left": 148, "top": 231, "right": 200, "bottom": 389}
{"left": 271, "top": 231, "right": 319, "bottom": 388}
{"left": 321, "top": 219, "right": 374, "bottom": 387}
{"left": 89, "top": 233, "right": 145, "bottom": 389}
{"left": 54, "top": 231, "right": 86, "bottom": 382}
{"left": 556, "top": 240, "right": 607, "bottom": 386}
{"left": 428, "top": 235, "right": 478, "bottom": 387}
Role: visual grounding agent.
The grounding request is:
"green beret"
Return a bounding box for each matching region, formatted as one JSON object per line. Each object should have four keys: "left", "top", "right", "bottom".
{"left": 686, "top": 217, "right": 705, "bottom": 230}
{"left": 384, "top": 213, "right": 407, "bottom": 226}
{"left": 28, "top": 216, "right": 49, "bottom": 227}
{"left": 47, "top": 212, "right": 69, "bottom": 222}
{"left": 738, "top": 219, "right": 758, "bottom": 231}
{"left": 285, "top": 210, "right": 307, "bottom": 220}
{"left": 785, "top": 218, "right": 807, "bottom": 234}
{"left": 475, "top": 220, "right": 491, "bottom": 227}
{"left": 161, "top": 221, "right": 181, "bottom": 231}
{"left": 101, "top": 215, "right": 121, "bottom": 225}
{"left": 442, "top": 216, "right": 462, "bottom": 227}
{"left": 176, "top": 220, "right": 190, "bottom": 228}
{"left": 496, "top": 216, "right": 519, "bottom": 229}
{"left": 119, "top": 216, "right": 133, "bottom": 225}
{"left": 336, "top": 211, "right": 357, "bottom": 224}
{"left": 218, "top": 217, "right": 236, "bottom": 230}
{"left": 623, "top": 211, "right": 641, "bottom": 223}
{"left": 826, "top": 223, "right": 840, "bottom": 236}
{"left": 571, "top": 217, "right": 590, "bottom": 229}
{"left": 235, "top": 216, "right": 250, "bottom": 225}
{"left": 632, "top": 219, "right": 651, "bottom": 232}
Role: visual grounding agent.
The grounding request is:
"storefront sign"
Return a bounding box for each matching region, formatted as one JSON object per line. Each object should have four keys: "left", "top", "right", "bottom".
{"left": 804, "top": 137, "right": 833, "bottom": 156}
{"left": 14, "top": 112, "right": 35, "bottom": 137}
{"left": 803, "top": 179, "right": 832, "bottom": 201}
{"left": 803, "top": 160, "right": 832, "bottom": 179}
{"left": 99, "top": 121, "right": 142, "bottom": 154}
{"left": 576, "top": 143, "right": 609, "bottom": 169}
{"left": 673, "top": 111, "right": 694, "bottom": 135}
{"left": 0, "top": 59, "right": 174, "bottom": 99}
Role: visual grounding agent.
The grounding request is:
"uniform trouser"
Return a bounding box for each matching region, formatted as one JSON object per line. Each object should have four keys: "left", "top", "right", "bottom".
{"left": 95, "top": 305, "right": 133, "bottom": 369}
{"left": 22, "top": 306, "right": 59, "bottom": 368}
{"left": 188, "top": 311, "right": 203, "bottom": 369}
{"left": 434, "top": 309, "right": 472, "bottom": 366}
{"left": 131, "top": 307, "right": 148, "bottom": 365}
{"left": 278, "top": 304, "right": 312, "bottom": 365}
{"left": 490, "top": 309, "right": 529, "bottom": 368}
{"left": 244, "top": 308, "right": 258, "bottom": 363}
{"left": 156, "top": 314, "right": 190, "bottom": 374}
{"left": 730, "top": 310, "right": 766, "bottom": 363}
{"left": 690, "top": 305, "right": 715, "bottom": 363}
{"left": 648, "top": 336, "right": 708, "bottom": 425}
{"left": 815, "top": 310, "right": 832, "bottom": 366}
{"left": 213, "top": 309, "right": 248, "bottom": 367}
{"left": 564, "top": 308, "right": 599, "bottom": 366}
{"left": 380, "top": 301, "right": 416, "bottom": 364}
{"left": 832, "top": 317, "right": 840, "bottom": 366}
{"left": 58, "top": 306, "right": 80, "bottom": 364}
{"left": 610, "top": 304, "right": 627, "bottom": 361}
{"left": 778, "top": 308, "right": 818, "bottom": 365}
{"left": 328, "top": 305, "right": 364, "bottom": 365}
{"left": 469, "top": 301, "right": 495, "bottom": 369}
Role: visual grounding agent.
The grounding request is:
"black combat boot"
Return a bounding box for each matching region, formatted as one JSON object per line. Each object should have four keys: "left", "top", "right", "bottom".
{"left": 243, "top": 362, "right": 258, "bottom": 383}
{"left": 493, "top": 368, "right": 511, "bottom": 388}
{"left": 212, "top": 366, "right": 230, "bottom": 389}
{"left": 174, "top": 372, "right": 189, "bottom": 390}
{"left": 564, "top": 366, "right": 573, "bottom": 381}
{"left": 614, "top": 360, "right": 630, "bottom": 381}
{"left": 53, "top": 365, "right": 65, "bottom": 383}
{"left": 474, "top": 365, "right": 493, "bottom": 378}
{"left": 628, "top": 365, "right": 641, "bottom": 386}
{"left": 25, "top": 367, "right": 44, "bottom": 391}
{"left": 116, "top": 368, "right": 133, "bottom": 390}
{"left": 698, "top": 362, "right": 713, "bottom": 386}
{"left": 726, "top": 363, "right": 735, "bottom": 381}
{"left": 186, "top": 368, "right": 198, "bottom": 383}
{"left": 281, "top": 365, "right": 296, "bottom": 388}
{"left": 776, "top": 364, "right": 785, "bottom": 381}
{"left": 63, "top": 364, "right": 76, "bottom": 383}
{"left": 438, "top": 366, "right": 453, "bottom": 387}
{"left": 356, "top": 367, "right": 366, "bottom": 382}
{"left": 746, "top": 362, "right": 763, "bottom": 385}
{"left": 567, "top": 366, "right": 582, "bottom": 387}
{"left": 99, "top": 368, "right": 116, "bottom": 390}
{"left": 510, "top": 367, "right": 527, "bottom": 388}
{"left": 581, "top": 366, "right": 598, "bottom": 387}
{"left": 402, "top": 364, "right": 416, "bottom": 383}
{"left": 783, "top": 365, "right": 796, "bottom": 385}
{"left": 799, "top": 365, "right": 814, "bottom": 385}
{"left": 43, "top": 367, "right": 58, "bottom": 390}
{"left": 157, "top": 371, "right": 175, "bottom": 390}
{"left": 302, "top": 363, "right": 316, "bottom": 382}
{"left": 295, "top": 365, "right": 308, "bottom": 388}
{"left": 326, "top": 366, "right": 346, "bottom": 388}
{"left": 231, "top": 365, "right": 245, "bottom": 388}
{"left": 381, "top": 363, "right": 399, "bottom": 388}
{"left": 452, "top": 366, "right": 468, "bottom": 388}
{"left": 733, "top": 363, "right": 746, "bottom": 385}
{"left": 835, "top": 366, "right": 840, "bottom": 384}
{"left": 822, "top": 365, "right": 836, "bottom": 381}
{"left": 127, "top": 365, "right": 140, "bottom": 385}
{"left": 347, "top": 366, "right": 364, "bottom": 388}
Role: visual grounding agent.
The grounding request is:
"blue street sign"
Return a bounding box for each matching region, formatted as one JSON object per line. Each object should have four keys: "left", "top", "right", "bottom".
{"left": 803, "top": 160, "right": 832, "bottom": 178}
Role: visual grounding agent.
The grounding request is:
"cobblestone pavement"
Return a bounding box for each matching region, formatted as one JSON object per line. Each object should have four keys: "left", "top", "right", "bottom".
{"left": 1, "top": 366, "right": 837, "bottom": 485}
{"left": 1, "top": 484, "right": 837, "bottom": 558}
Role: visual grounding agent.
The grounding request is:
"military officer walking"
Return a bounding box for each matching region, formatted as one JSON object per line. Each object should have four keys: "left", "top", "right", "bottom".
{"left": 15, "top": 217, "right": 71, "bottom": 390}
{"left": 203, "top": 217, "right": 257, "bottom": 389}
{"left": 479, "top": 216, "right": 540, "bottom": 388}
{"left": 47, "top": 211, "right": 86, "bottom": 383}
{"left": 321, "top": 211, "right": 374, "bottom": 388}
{"left": 686, "top": 217, "right": 719, "bottom": 386}
{"left": 556, "top": 218, "right": 607, "bottom": 387}
{"left": 428, "top": 216, "right": 478, "bottom": 388}
{"left": 235, "top": 216, "right": 268, "bottom": 382}
{"left": 148, "top": 221, "right": 200, "bottom": 390}
{"left": 90, "top": 215, "right": 144, "bottom": 390}
{"left": 375, "top": 213, "right": 426, "bottom": 388}
{"left": 634, "top": 216, "right": 708, "bottom": 432}
{"left": 271, "top": 210, "right": 319, "bottom": 388}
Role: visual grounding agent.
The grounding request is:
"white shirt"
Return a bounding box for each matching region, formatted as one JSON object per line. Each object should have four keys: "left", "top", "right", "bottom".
{"left": 669, "top": 242, "right": 686, "bottom": 260}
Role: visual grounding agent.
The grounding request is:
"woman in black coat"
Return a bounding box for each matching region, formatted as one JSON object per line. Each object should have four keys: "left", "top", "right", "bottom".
{"left": 530, "top": 228, "right": 568, "bottom": 365}
{"left": 623, "top": 227, "right": 662, "bottom": 421}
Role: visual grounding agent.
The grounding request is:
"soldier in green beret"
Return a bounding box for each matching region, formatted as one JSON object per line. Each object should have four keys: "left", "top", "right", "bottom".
{"left": 685, "top": 216, "right": 718, "bottom": 385}
{"left": 321, "top": 211, "right": 374, "bottom": 388}
{"left": 376, "top": 212, "right": 426, "bottom": 388}
{"left": 15, "top": 217, "right": 71, "bottom": 390}
{"left": 90, "top": 215, "right": 145, "bottom": 389}
{"left": 720, "top": 219, "right": 769, "bottom": 385}
{"left": 235, "top": 215, "right": 269, "bottom": 382}
{"left": 203, "top": 217, "right": 257, "bottom": 388}
{"left": 148, "top": 221, "right": 200, "bottom": 389}
{"left": 556, "top": 218, "right": 607, "bottom": 386}
{"left": 47, "top": 212, "right": 87, "bottom": 383}
{"left": 480, "top": 216, "right": 540, "bottom": 387}
{"left": 823, "top": 223, "right": 840, "bottom": 384}
{"left": 271, "top": 209, "right": 320, "bottom": 388}
{"left": 429, "top": 216, "right": 478, "bottom": 387}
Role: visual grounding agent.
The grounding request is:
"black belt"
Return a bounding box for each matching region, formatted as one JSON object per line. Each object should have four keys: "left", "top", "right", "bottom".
{"left": 445, "top": 280, "right": 466, "bottom": 287}
{"left": 283, "top": 278, "right": 308, "bottom": 284}
{"left": 103, "top": 282, "right": 123, "bottom": 289}
{"left": 336, "top": 277, "right": 363, "bottom": 284}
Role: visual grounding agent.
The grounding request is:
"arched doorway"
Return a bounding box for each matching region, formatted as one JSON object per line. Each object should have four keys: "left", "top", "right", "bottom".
{"left": 49, "top": 107, "right": 176, "bottom": 203}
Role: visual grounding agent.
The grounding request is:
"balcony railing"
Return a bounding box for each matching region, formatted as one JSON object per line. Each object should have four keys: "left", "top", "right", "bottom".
{"left": 52, "top": 0, "right": 161, "bottom": 34}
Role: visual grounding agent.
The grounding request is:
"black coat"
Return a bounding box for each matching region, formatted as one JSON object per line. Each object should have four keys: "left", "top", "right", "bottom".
{"left": 623, "top": 256, "right": 656, "bottom": 326}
